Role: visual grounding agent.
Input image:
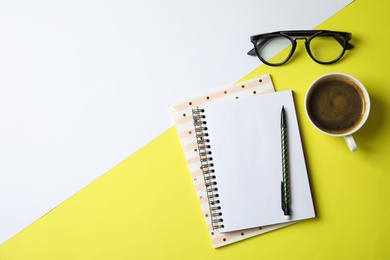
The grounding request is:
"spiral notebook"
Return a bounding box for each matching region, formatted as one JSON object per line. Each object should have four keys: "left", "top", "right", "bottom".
{"left": 169, "top": 74, "right": 315, "bottom": 247}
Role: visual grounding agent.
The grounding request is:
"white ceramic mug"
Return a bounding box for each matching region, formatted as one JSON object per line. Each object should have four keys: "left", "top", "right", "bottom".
{"left": 305, "top": 73, "right": 370, "bottom": 152}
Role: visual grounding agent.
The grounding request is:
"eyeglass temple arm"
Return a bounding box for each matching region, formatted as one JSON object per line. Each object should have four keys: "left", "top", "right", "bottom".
{"left": 247, "top": 38, "right": 354, "bottom": 56}
{"left": 247, "top": 47, "right": 258, "bottom": 56}
{"left": 247, "top": 40, "right": 270, "bottom": 56}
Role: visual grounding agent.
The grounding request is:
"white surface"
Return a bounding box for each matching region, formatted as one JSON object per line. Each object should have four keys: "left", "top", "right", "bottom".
{"left": 0, "top": 0, "right": 352, "bottom": 244}
{"left": 203, "top": 91, "right": 315, "bottom": 232}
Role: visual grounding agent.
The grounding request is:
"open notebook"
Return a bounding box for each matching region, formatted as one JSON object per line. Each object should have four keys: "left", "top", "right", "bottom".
{"left": 169, "top": 75, "right": 315, "bottom": 247}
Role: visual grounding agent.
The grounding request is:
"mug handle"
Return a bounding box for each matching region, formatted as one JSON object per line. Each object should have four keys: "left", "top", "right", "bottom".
{"left": 344, "top": 135, "right": 358, "bottom": 152}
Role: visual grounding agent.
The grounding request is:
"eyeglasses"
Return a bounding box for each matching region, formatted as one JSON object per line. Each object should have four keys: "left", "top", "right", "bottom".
{"left": 248, "top": 30, "right": 353, "bottom": 66}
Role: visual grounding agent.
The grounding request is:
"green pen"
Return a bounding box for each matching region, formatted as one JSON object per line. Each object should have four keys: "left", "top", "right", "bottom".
{"left": 281, "top": 106, "right": 291, "bottom": 219}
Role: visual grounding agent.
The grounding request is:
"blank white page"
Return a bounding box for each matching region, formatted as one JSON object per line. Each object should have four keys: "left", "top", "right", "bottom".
{"left": 202, "top": 90, "right": 315, "bottom": 232}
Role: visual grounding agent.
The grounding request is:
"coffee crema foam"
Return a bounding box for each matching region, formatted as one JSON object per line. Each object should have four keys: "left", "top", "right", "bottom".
{"left": 308, "top": 78, "right": 365, "bottom": 134}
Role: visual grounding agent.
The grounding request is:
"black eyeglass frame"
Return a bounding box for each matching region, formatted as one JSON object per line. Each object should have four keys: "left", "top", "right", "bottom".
{"left": 248, "top": 30, "right": 353, "bottom": 66}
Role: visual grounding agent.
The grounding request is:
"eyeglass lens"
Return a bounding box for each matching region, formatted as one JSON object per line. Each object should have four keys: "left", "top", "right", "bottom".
{"left": 255, "top": 33, "right": 346, "bottom": 65}
{"left": 256, "top": 36, "right": 292, "bottom": 65}
{"left": 309, "top": 34, "right": 345, "bottom": 62}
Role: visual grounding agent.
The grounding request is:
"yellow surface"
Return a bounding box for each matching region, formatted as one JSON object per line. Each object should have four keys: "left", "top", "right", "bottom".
{"left": 1, "top": 0, "right": 390, "bottom": 259}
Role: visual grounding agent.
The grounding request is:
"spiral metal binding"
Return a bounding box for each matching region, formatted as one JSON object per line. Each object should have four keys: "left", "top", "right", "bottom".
{"left": 192, "top": 108, "right": 224, "bottom": 230}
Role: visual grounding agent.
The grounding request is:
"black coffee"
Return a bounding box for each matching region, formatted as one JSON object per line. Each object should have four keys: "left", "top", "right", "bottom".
{"left": 307, "top": 77, "right": 365, "bottom": 134}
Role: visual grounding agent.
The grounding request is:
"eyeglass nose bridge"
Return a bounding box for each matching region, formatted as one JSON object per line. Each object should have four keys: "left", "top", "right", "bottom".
{"left": 292, "top": 37, "right": 310, "bottom": 47}
{"left": 290, "top": 37, "right": 314, "bottom": 60}
{"left": 293, "top": 37, "right": 308, "bottom": 41}
{"left": 285, "top": 37, "right": 310, "bottom": 63}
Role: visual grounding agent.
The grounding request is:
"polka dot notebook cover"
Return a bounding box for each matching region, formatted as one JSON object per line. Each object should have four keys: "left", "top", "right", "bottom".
{"left": 169, "top": 74, "right": 310, "bottom": 248}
